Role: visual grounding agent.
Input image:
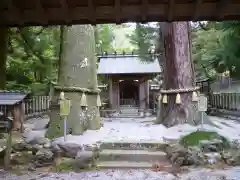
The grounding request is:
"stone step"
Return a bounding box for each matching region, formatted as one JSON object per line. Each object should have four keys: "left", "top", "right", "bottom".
{"left": 97, "top": 161, "right": 152, "bottom": 169}
{"left": 116, "top": 115, "right": 142, "bottom": 118}
{"left": 120, "top": 111, "right": 139, "bottom": 114}
{"left": 119, "top": 111, "right": 139, "bottom": 114}
{"left": 119, "top": 105, "right": 138, "bottom": 108}
{"left": 99, "top": 149, "right": 167, "bottom": 162}
{"left": 100, "top": 141, "right": 168, "bottom": 151}
{"left": 115, "top": 117, "right": 144, "bottom": 119}
{"left": 97, "top": 161, "right": 171, "bottom": 169}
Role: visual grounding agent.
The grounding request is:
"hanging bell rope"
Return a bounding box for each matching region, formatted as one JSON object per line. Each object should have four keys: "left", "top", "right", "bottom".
{"left": 96, "top": 94, "right": 102, "bottom": 107}
{"left": 175, "top": 93, "right": 181, "bottom": 104}
{"left": 80, "top": 92, "right": 88, "bottom": 107}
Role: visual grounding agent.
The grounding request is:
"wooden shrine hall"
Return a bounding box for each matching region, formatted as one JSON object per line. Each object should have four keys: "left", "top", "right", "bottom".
{"left": 97, "top": 53, "right": 161, "bottom": 110}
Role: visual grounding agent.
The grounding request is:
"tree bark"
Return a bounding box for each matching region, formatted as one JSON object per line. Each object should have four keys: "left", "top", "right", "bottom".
{"left": 156, "top": 22, "right": 200, "bottom": 127}
{"left": 0, "top": 28, "right": 8, "bottom": 90}
{"left": 47, "top": 25, "right": 101, "bottom": 139}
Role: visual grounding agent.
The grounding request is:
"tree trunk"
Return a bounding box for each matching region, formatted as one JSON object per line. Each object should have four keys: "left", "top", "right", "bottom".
{"left": 47, "top": 25, "right": 101, "bottom": 139}
{"left": 156, "top": 22, "right": 200, "bottom": 127}
{"left": 0, "top": 28, "right": 8, "bottom": 90}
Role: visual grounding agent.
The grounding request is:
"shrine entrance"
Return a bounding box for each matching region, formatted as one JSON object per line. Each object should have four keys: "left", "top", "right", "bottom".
{"left": 119, "top": 80, "right": 139, "bottom": 106}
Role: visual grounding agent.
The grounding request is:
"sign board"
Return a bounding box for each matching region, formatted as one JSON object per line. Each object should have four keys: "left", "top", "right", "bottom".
{"left": 60, "top": 99, "right": 71, "bottom": 117}
{"left": 198, "top": 95, "right": 208, "bottom": 112}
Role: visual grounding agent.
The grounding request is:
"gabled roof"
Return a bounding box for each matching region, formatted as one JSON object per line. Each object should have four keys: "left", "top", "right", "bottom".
{"left": 97, "top": 55, "right": 161, "bottom": 75}
{"left": 0, "top": 91, "right": 28, "bottom": 105}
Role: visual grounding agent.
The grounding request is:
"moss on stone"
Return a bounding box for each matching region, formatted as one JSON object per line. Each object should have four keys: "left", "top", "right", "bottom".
{"left": 54, "top": 157, "right": 96, "bottom": 172}
{"left": 54, "top": 158, "right": 75, "bottom": 172}
{"left": 180, "top": 130, "right": 230, "bottom": 147}
{"left": 46, "top": 116, "right": 65, "bottom": 140}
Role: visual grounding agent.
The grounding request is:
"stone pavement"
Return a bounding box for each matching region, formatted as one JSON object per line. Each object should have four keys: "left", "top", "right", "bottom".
{"left": 1, "top": 167, "right": 240, "bottom": 180}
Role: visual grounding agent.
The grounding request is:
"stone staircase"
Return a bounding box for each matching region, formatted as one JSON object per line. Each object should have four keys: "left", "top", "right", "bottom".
{"left": 96, "top": 141, "right": 171, "bottom": 169}
{"left": 118, "top": 105, "right": 142, "bottom": 118}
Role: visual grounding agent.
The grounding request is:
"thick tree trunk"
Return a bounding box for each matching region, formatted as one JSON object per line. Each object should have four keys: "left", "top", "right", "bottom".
{"left": 156, "top": 22, "right": 200, "bottom": 127}
{"left": 0, "top": 28, "right": 8, "bottom": 90}
{"left": 47, "top": 25, "right": 101, "bottom": 139}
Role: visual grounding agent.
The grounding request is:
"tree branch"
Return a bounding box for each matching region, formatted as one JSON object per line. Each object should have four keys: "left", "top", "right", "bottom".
{"left": 34, "top": 28, "right": 45, "bottom": 36}
{"left": 198, "top": 22, "right": 208, "bottom": 31}
{"left": 18, "top": 28, "right": 46, "bottom": 63}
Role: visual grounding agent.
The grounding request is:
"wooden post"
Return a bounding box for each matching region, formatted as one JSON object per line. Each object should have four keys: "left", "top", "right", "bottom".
{"left": 4, "top": 129, "right": 12, "bottom": 169}
{"left": 20, "top": 102, "right": 25, "bottom": 133}
{"left": 4, "top": 112, "right": 13, "bottom": 169}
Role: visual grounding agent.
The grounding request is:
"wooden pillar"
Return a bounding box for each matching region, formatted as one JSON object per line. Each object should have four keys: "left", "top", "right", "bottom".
{"left": 108, "top": 77, "right": 113, "bottom": 109}
{"left": 116, "top": 80, "right": 120, "bottom": 109}
{"left": 145, "top": 80, "right": 149, "bottom": 109}
{"left": 112, "top": 80, "right": 119, "bottom": 109}
{"left": 0, "top": 27, "right": 8, "bottom": 90}
{"left": 139, "top": 79, "right": 145, "bottom": 109}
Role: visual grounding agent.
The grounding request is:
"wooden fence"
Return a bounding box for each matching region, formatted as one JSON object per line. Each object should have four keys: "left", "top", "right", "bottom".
{"left": 24, "top": 96, "right": 50, "bottom": 115}
{"left": 0, "top": 96, "right": 50, "bottom": 117}
{"left": 210, "top": 93, "right": 240, "bottom": 111}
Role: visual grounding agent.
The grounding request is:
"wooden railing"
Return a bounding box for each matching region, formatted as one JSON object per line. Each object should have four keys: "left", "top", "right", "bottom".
{"left": 120, "top": 98, "right": 138, "bottom": 106}
{"left": 0, "top": 96, "right": 50, "bottom": 117}
{"left": 24, "top": 96, "right": 50, "bottom": 115}
{"left": 196, "top": 79, "right": 211, "bottom": 95}
{"left": 210, "top": 93, "right": 240, "bottom": 111}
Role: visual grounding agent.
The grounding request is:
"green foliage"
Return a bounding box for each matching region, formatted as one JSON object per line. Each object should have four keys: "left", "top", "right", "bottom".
{"left": 7, "top": 27, "right": 60, "bottom": 94}
{"left": 6, "top": 21, "right": 240, "bottom": 94}
{"left": 55, "top": 158, "right": 75, "bottom": 172}
{"left": 180, "top": 131, "right": 229, "bottom": 147}
{"left": 128, "top": 21, "right": 240, "bottom": 80}
{"left": 193, "top": 21, "right": 240, "bottom": 79}
{"left": 127, "top": 23, "right": 158, "bottom": 61}
{"left": 4, "top": 24, "right": 116, "bottom": 94}
{"left": 192, "top": 27, "right": 223, "bottom": 79}
{"left": 95, "top": 24, "right": 115, "bottom": 54}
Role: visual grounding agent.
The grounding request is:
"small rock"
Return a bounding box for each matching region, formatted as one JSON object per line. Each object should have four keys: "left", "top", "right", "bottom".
{"left": 35, "top": 137, "right": 50, "bottom": 145}
{"left": 230, "top": 140, "right": 240, "bottom": 149}
{"left": 221, "top": 151, "right": 232, "bottom": 160}
{"left": 186, "top": 147, "right": 205, "bottom": 165}
{"left": 44, "top": 142, "right": 51, "bottom": 148}
{"left": 204, "top": 153, "right": 221, "bottom": 164}
{"left": 28, "top": 165, "right": 36, "bottom": 171}
{"left": 165, "top": 144, "right": 188, "bottom": 158}
{"left": 222, "top": 150, "right": 240, "bottom": 166}
{"left": 57, "top": 143, "right": 82, "bottom": 158}
{"left": 32, "top": 144, "right": 43, "bottom": 151}
{"left": 12, "top": 142, "right": 32, "bottom": 152}
{"left": 34, "top": 149, "right": 54, "bottom": 167}
{"left": 74, "top": 150, "right": 94, "bottom": 169}
{"left": 174, "top": 157, "right": 185, "bottom": 166}
{"left": 199, "top": 139, "right": 223, "bottom": 152}
{"left": 22, "top": 130, "right": 46, "bottom": 144}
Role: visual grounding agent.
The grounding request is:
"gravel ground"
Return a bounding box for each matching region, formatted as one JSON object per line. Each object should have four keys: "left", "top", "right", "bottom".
{"left": 1, "top": 168, "right": 240, "bottom": 180}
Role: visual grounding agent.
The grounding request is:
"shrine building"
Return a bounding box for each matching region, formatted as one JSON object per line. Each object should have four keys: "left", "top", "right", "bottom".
{"left": 97, "top": 53, "right": 161, "bottom": 110}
